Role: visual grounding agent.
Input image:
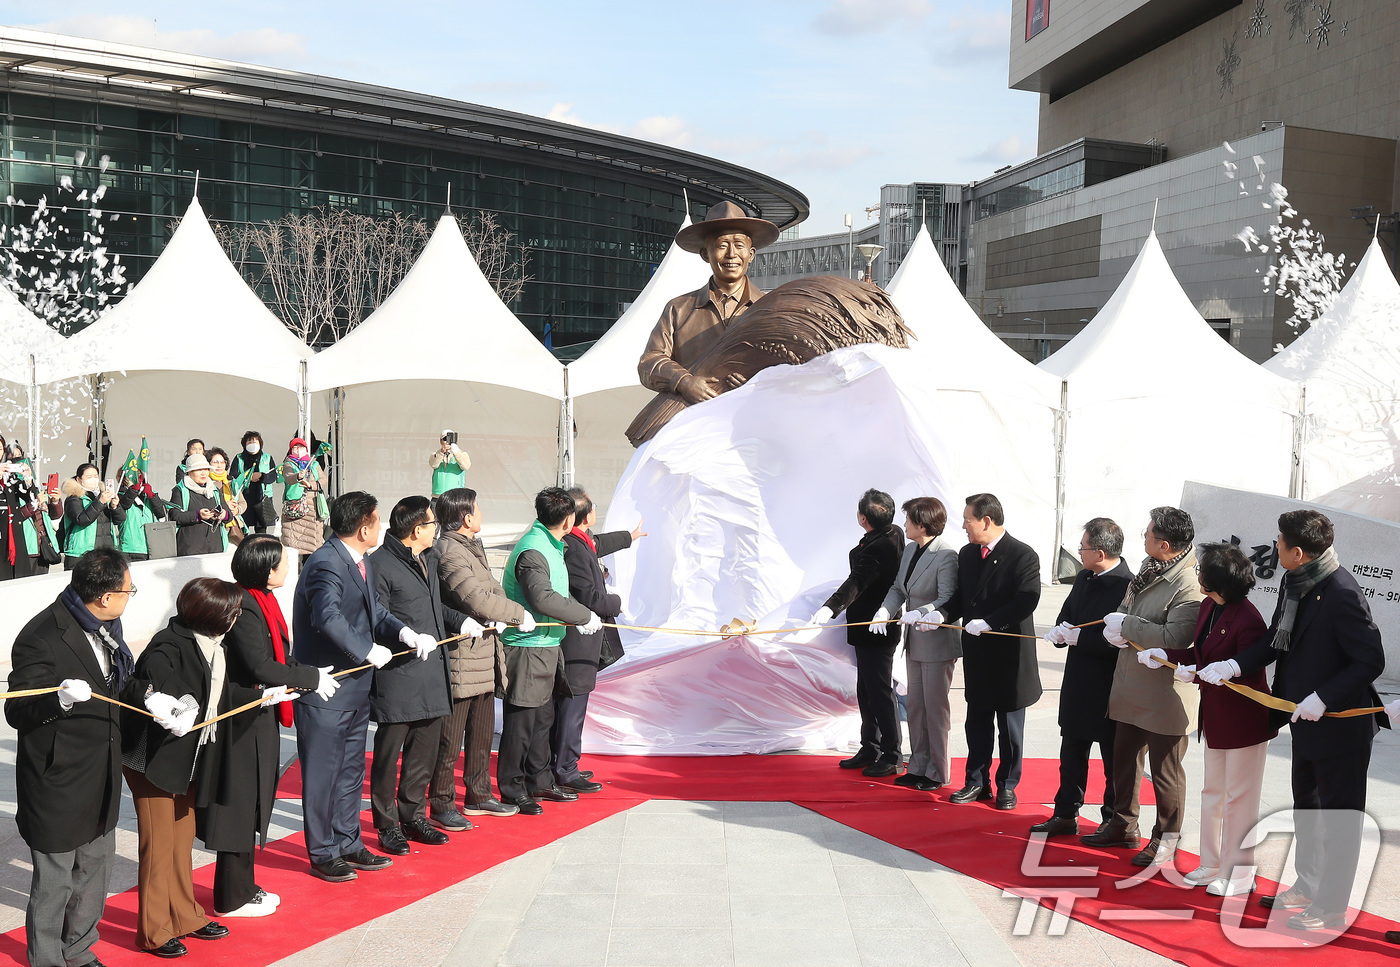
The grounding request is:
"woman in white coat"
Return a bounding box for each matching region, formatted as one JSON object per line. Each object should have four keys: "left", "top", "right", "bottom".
{"left": 872, "top": 497, "right": 960, "bottom": 791}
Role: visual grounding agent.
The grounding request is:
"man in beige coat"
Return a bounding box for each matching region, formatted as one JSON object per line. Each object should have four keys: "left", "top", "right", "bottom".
{"left": 427, "top": 487, "right": 534, "bottom": 827}
{"left": 1081, "top": 506, "right": 1202, "bottom": 868}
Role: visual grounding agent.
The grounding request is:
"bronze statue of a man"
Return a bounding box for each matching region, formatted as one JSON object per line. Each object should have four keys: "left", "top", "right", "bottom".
{"left": 637, "top": 201, "right": 780, "bottom": 405}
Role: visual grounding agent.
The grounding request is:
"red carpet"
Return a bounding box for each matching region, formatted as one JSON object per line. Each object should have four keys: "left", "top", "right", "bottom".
{"left": 3, "top": 754, "right": 1393, "bottom": 966}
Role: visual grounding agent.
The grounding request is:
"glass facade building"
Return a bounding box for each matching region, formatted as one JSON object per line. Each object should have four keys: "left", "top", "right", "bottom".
{"left": 0, "top": 28, "right": 807, "bottom": 351}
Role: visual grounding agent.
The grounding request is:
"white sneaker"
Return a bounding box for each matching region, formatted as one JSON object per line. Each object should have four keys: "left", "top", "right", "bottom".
{"left": 258, "top": 889, "right": 281, "bottom": 907}
{"left": 1183, "top": 866, "right": 1220, "bottom": 886}
{"left": 1207, "top": 876, "right": 1256, "bottom": 897}
{"left": 215, "top": 893, "right": 277, "bottom": 918}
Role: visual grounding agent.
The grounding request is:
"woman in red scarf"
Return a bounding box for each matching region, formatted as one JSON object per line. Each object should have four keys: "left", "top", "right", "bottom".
{"left": 195, "top": 535, "right": 339, "bottom": 917}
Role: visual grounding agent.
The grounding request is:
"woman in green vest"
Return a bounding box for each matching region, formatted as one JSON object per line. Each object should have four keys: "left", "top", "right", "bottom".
{"left": 118, "top": 469, "right": 168, "bottom": 561}
{"left": 429, "top": 430, "right": 471, "bottom": 498}
{"left": 279, "top": 437, "right": 326, "bottom": 556}
{"left": 0, "top": 437, "right": 61, "bottom": 579}
{"left": 61, "top": 463, "right": 126, "bottom": 570}
{"left": 230, "top": 430, "right": 277, "bottom": 534}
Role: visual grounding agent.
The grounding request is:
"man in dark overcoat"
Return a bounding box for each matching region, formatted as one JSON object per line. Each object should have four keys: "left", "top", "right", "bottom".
{"left": 7, "top": 548, "right": 135, "bottom": 967}
{"left": 1203, "top": 509, "right": 1387, "bottom": 931}
{"left": 369, "top": 496, "right": 481, "bottom": 855}
{"left": 1030, "top": 518, "right": 1132, "bottom": 836}
{"left": 950, "top": 492, "right": 1042, "bottom": 809}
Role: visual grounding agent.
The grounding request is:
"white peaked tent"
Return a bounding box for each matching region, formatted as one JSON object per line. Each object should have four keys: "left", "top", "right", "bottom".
{"left": 1040, "top": 232, "right": 1299, "bottom": 565}
{"left": 0, "top": 285, "right": 71, "bottom": 468}
{"left": 1265, "top": 239, "right": 1400, "bottom": 504}
{"left": 46, "top": 198, "right": 311, "bottom": 484}
{"left": 307, "top": 213, "right": 564, "bottom": 540}
{"left": 566, "top": 218, "right": 711, "bottom": 518}
{"left": 885, "top": 226, "right": 1060, "bottom": 578}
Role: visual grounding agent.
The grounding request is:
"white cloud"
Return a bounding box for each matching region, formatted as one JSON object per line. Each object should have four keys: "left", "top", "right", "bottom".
{"left": 963, "top": 134, "right": 1030, "bottom": 166}
{"left": 812, "top": 0, "right": 929, "bottom": 35}
{"left": 544, "top": 102, "right": 620, "bottom": 133}
{"left": 628, "top": 115, "right": 691, "bottom": 148}
{"left": 933, "top": 8, "right": 1012, "bottom": 65}
{"left": 28, "top": 15, "right": 309, "bottom": 65}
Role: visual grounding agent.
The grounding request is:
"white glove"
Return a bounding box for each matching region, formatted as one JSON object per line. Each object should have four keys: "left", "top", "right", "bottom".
{"left": 1103, "top": 612, "right": 1126, "bottom": 635}
{"left": 964, "top": 618, "right": 990, "bottom": 637}
{"left": 1386, "top": 698, "right": 1400, "bottom": 728}
{"left": 57, "top": 679, "right": 92, "bottom": 708}
{"left": 580, "top": 612, "right": 603, "bottom": 635}
{"left": 1175, "top": 664, "right": 1197, "bottom": 683}
{"left": 896, "top": 607, "right": 921, "bottom": 627}
{"left": 413, "top": 631, "right": 440, "bottom": 661}
{"left": 261, "top": 685, "right": 296, "bottom": 706}
{"left": 517, "top": 612, "right": 537, "bottom": 634}
{"left": 810, "top": 606, "right": 834, "bottom": 627}
{"left": 449, "top": 443, "right": 459, "bottom": 453}
{"left": 491, "top": 620, "right": 510, "bottom": 633}
{"left": 1043, "top": 624, "right": 1066, "bottom": 645}
{"left": 169, "top": 706, "right": 197, "bottom": 737}
{"left": 315, "top": 666, "right": 340, "bottom": 701}
{"left": 1292, "top": 691, "right": 1327, "bottom": 723}
{"left": 459, "top": 617, "right": 487, "bottom": 639}
{"left": 1198, "top": 659, "right": 1240, "bottom": 685}
{"left": 367, "top": 644, "right": 393, "bottom": 668}
{"left": 870, "top": 607, "right": 892, "bottom": 635}
{"left": 1062, "top": 623, "right": 1081, "bottom": 645}
{"left": 144, "top": 691, "right": 181, "bottom": 724}
{"left": 1137, "top": 647, "right": 1169, "bottom": 669}
{"left": 1104, "top": 625, "right": 1128, "bottom": 648}
{"left": 914, "top": 609, "right": 944, "bottom": 630}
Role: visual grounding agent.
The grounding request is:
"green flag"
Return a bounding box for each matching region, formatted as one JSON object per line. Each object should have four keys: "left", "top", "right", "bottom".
{"left": 137, "top": 436, "right": 150, "bottom": 474}
{"left": 315, "top": 441, "right": 333, "bottom": 457}
{"left": 122, "top": 449, "right": 140, "bottom": 484}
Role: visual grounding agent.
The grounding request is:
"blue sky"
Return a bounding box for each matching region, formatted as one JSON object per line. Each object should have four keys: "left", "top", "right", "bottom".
{"left": 3, "top": 0, "right": 1040, "bottom": 235}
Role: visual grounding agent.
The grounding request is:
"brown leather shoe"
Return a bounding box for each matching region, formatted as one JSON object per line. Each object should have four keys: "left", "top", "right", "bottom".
{"left": 1260, "top": 886, "right": 1312, "bottom": 910}
{"left": 1288, "top": 907, "right": 1347, "bottom": 931}
{"left": 1079, "top": 824, "right": 1141, "bottom": 848}
{"left": 1130, "top": 837, "right": 1165, "bottom": 867}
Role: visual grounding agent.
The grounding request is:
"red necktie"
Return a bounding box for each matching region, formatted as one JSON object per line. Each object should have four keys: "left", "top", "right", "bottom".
{"left": 981, "top": 545, "right": 991, "bottom": 559}
{"left": 357, "top": 559, "right": 367, "bottom": 582}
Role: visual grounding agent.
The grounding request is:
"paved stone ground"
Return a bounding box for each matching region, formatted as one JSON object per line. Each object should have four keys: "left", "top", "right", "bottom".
{"left": 2, "top": 582, "right": 1399, "bottom": 966}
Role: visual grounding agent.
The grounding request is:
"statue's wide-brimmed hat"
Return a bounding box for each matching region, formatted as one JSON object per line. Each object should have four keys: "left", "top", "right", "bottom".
{"left": 676, "top": 201, "right": 781, "bottom": 254}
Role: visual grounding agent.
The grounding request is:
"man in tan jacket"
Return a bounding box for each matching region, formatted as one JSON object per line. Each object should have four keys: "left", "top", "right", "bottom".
{"left": 1081, "top": 506, "right": 1202, "bottom": 868}
{"left": 427, "top": 487, "right": 535, "bottom": 826}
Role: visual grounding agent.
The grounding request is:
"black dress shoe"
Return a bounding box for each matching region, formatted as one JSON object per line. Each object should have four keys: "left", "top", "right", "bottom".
{"left": 949, "top": 784, "right": 992, "bottom": 804}
{"left": 376, "top": 825, "right": 410, "bottom": 855}
{"left": 309, "top": 857, "right": 357, "bottom": 882}
{"left": 403, "top": 817, "right": 450, "bottom": 846}
{"left": 1259, "top": 887, "right": 1312, "bottom": 910}
{"left": 1029, "top": 815, "right": 1080, "bottom": 837}
{"left": 579, "top": 770, "right": 595, "bottom": 779}
{"left": 560, "top": 776, "right": 604, "bottom": 793}
{"left": 341, "top": 847, "right": 393, "bottom": 871}
{"left": 185, "top": 922, "right": 229, "bottom": 940}
{"left": 1080, "top": 824, "right": 1142, "bottom": 849}
{"left": 839, "top": 748, "right": 879, "bottom": 769}
{"left": 893, "top": 773, "right": 924, "bottom": 788}
{"left": 533, "top": 784, "right": 579, "bottom": 802}
{"left": 147, "top": 939, "right": 187, "bottom": 958}
{"left": 1383, "top": 929, "right": 1400, "bottom": 944}
{"left": 512, "top": 794, "right": 544, "bottom": 815}
{"left": 862, "top": 756, "right": 900, "bottom": 778}
{"left": 995, "top": 790, "right": 1017, "bottom": 810}
{"left": 1129, "top": 837, "right": 1163, "bottom": 867}
{"left": 85, "top": 959, "right": 110, "bottom": 967}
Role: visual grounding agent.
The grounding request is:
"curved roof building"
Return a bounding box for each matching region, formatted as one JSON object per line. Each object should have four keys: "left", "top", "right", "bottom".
{"left": 0, "top": 27, "right": 807, "bottom": 351}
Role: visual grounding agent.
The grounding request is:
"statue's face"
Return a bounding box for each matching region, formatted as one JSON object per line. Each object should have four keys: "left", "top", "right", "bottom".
{"left": 700, "top": 232, "right": 755, "bottom": 285}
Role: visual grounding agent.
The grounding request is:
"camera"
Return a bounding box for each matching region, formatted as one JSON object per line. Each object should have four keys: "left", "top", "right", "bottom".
{"left": 442, "top": 430, "right": 458, "bottom": 447}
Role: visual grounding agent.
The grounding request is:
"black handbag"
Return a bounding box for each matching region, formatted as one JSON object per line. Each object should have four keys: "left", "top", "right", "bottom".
{"left": 36, "top": 519, "right": 61, "bottom": 566}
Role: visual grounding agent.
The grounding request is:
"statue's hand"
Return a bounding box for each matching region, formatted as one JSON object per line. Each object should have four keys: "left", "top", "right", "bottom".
{"left": 677, "top": 374, "right": 720, "bottom": 404}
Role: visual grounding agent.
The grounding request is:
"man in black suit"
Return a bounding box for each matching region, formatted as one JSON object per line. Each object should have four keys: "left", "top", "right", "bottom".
{"left": 8, "top": 548, "right": 135, "bottom": 967}
{"left": 950, "top": 493, "right": 1042, "bottom": 809}
{"left": 293, "top": 492, "right": 436, "bottom": 883}
{"left": 1030, "top": 518, "right": 1133, "bottom": 836}
{"left": 803, "top": 488, "right": 905, "bottom": 776}
{"left": 1201, "top": 509, "right": 1386, "bottom": 931}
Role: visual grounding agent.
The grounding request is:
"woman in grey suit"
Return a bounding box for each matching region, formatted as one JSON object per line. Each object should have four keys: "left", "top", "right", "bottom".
{"left": 871, "top": 497, "right": 960, "bottom": 791}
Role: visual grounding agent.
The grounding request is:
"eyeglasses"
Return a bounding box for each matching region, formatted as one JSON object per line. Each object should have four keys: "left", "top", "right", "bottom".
{"left": 1078, "top": 545, "right": 1097, "bottom": 554}
{"left": 419, "top": 518, "right": 438, "bottom": 529}
{"left": 108, "top": 586, "right": 138, "bottom": 596}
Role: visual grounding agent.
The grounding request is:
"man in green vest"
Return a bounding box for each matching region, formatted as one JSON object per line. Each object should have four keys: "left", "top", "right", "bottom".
{"left": 497, "top": 487, "right": 601, "bottom": 815}
{"left": 429, "top": 430, "right": 471, "bottom": 498}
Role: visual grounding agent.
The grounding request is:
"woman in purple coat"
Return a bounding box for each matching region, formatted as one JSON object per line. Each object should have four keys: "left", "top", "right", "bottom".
{"left": 1138, "top": 542, "right": 1275, "bottom": 897}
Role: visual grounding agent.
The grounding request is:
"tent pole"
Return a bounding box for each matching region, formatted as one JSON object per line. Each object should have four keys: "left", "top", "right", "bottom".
{"left": 1290, "top": 383, "right": 1307, "bottom": 500}
{"left": 558, "top": 368, "right": 574, "bottom": 488}
{"left": 27, "top": 353, "right": 40, "bottom": 474}
{"left": 1053, "top": 378, "right": 1068, "bottom": 580}
{"left": 298, "top": 359, "right": 310, "bottom": 447}
{"left": 331, "top": 387, "right": 344, "bottom": 497}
